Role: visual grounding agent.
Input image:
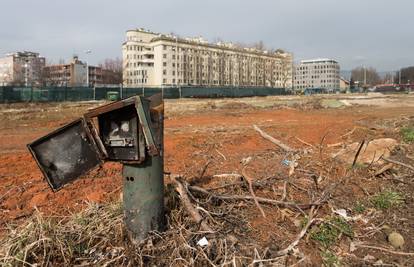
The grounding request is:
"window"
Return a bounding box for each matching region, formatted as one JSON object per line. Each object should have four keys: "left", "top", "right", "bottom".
{"left": 163, "top": 45, "right": 167, "bottom": 50}
{"left": 163, "top": 70, "right": 167, "bottom": 75}
{"left": 163, "top": 78, "right": 167, "bottom": 83}
{"left": 163, "top": 62, "right": 167, "bottom": 67}
{"left": 163, "top": 54, "right": 167, "bottom": 59}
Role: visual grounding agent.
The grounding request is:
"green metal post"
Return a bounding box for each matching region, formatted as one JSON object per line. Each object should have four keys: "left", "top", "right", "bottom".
{"left": 123, "top": 95, "right": 165, "bottom": 242}
{"left": 123, "top": 155, "right": 165, "bottom": 242}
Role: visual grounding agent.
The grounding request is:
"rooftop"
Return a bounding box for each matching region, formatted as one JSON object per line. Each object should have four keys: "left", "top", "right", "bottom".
{"left": 300, "top": 58, "right": 338, "bottom": 64}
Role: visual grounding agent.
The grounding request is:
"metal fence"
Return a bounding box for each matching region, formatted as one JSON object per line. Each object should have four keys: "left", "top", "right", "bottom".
{"left": 0, "top": 86, "right": 290, "bottom": 103}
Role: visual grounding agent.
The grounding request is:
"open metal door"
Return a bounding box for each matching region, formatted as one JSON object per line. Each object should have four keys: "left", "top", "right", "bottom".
{"left": 27, "top": 118, "right": 102, "bottom": 191}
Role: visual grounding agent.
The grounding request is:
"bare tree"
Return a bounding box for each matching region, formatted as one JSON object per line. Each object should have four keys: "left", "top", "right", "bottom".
{"left": 382, "top": 73, "right": 394, "bottom": 84}
{"left": 277, "top": 52, "right": 292, "bottom": 89}
{"left": 351, "top": 66, "right": 381, "bottom": 86}
{"left": 252, "top": 40, "right": 266, "bottom": 51}
{"left": 98, "top": 58, "right": 123, "bottom": 85}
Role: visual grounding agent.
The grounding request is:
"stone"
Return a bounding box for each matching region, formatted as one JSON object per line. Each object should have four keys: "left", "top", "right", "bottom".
{"left": 333, "top": 138, "right": 398, "bottom": 165}
{"left": 388, "top": 232, "right": 404, "bottom": 249}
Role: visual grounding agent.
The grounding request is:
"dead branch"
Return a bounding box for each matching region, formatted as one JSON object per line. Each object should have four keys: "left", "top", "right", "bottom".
{"left": 212, "top": 173, "right": 242, "bottom": 179}
{"left": 253, "top": 124, "right": 294, "bottom": 153}
{"left": 215, "top": 149, "right": 227, "bottom": 161}
{"left": 382, "top": 158, "right": 414, "bottom": 171}
{"left": 172, "top": 176, "right": 214, "bottom": 233}
{"left": 199, "top": 160, "right": 212, "bottom": 180}
{"left": 327, "top": 142, "right": 345, "bottom": 148}
{"left": 295, "top": 137, "right": 315, "bottom": 148}
{"left": 374, "top": 163, "right": 394, "bottom": 176}
{"left": 319, "top": 131, "right": 330, "bottom": 158}
{"left": 242, "top": 167, "right": 266, "bottom": 218}
{"left": 187, "top": 184, "right": 321, "bottom": 210}
{"left": 352, "top": 140, "right": 365, "bottom": 168}
{"left": 273, "top": 206, "right": 316, "bottom": 257}
{"left": 340, "top": 127, "right": 357, "bottom": 139}
{"left": 354, "top": 243, "right": 414, "bottom": 256}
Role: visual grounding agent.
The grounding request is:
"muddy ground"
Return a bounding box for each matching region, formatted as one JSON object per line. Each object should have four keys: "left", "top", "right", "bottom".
{"left": 0, "top": 93, "right": 414, "bottom": 266}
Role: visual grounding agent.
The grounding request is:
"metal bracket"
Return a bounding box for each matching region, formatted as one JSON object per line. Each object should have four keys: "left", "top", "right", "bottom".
{"left": 134, "top": 96, "right": 159, "bottom": 156}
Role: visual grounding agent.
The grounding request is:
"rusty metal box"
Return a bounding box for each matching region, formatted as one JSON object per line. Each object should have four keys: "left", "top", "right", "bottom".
{"left": 27, "top": 119, "right": 102, "bottom": 191}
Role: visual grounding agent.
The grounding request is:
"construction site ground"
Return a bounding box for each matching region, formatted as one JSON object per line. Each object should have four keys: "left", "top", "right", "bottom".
{"left": 1, "top": 93, "right": 414, "bottom": 266}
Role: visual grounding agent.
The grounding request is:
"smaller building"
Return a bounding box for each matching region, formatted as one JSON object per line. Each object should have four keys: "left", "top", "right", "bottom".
{"left": 0, "top": 51, "right": 46, "bottom": 86}
{"left": 43, "top": 56, "right": 103, "bottom": 87}
{"left": 294, "top": 58, "right": 340, "bottom": 92}
{"left": 339, "top": 77, "right": 350, "bottom": 92}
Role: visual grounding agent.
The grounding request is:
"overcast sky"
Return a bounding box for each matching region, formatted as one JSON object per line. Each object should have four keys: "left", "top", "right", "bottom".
{"left": 1, "top": 0, "right": 413, "bottom": 71}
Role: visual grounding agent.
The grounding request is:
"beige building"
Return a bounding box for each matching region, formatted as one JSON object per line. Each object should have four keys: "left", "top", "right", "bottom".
{"left": 43, "top": 56, "right": 103, "bottom": 87}
{"left": 0, "top": 51, "right": 45, "bottom": 86}
{"left": 122, "top": 28, "right": 293, "bottom": 88}
{"left": 339, "top": 77, "right": 350, "bottom": 92}
{"left": 294, "top": 59, "right": 340, "bottom": 92}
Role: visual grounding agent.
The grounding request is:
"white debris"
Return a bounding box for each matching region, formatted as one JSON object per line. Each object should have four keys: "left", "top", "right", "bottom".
{"left": 197, "top": 237, "right": 209, "bottom": 247}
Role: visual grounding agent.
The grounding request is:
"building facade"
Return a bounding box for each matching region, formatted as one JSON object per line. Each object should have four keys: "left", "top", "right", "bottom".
{"left": 339, "top": 77, "right": 350, "bottom": 92}
{"left": 0, "top": 51, "right": 46, "bottom": 86}
{"left": 293, "top": 59, "right": 340, "bottom": 92}
{"left": 43, "top": 56, "right": 103, "bottom": 87}
{"left": 122, "top": 28, "right": 293, "bottom": 88}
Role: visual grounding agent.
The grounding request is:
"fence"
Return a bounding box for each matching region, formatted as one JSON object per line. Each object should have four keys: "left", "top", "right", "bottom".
{"left": 0, "top": 86, "right": 290, "bottom": 103}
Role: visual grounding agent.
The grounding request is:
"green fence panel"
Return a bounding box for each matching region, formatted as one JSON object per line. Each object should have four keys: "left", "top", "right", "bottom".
{"left": 0, "top": 86, "right": 290, "bottom": 103}
{"left": 122, "top": 88, "right": 144, "bottom": 99}
{"left": 162, "top": 87, "right": 180, "bottom": 99}
{"left": 143, "top": 87, "right": 162, "bottom": 97}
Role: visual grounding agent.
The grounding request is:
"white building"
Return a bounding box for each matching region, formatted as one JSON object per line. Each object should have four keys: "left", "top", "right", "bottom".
{"left": 0, "top": 51, "right": 45, "bottom": 86}
{"left": 293, "top": 59, "right": 340, "bottom": 92}
{"left": 122, "top": 28, "right": 293, "bottom": 88}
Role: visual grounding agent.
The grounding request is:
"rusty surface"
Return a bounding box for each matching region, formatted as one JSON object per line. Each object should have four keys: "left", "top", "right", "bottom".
{"left": 27, "top": 118, "right": 102, "bottom": 191}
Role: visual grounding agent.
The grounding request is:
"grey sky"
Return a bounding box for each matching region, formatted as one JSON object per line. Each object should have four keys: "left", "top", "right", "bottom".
{"left": 1, "top": 0, "right": 413, "bottom": 71}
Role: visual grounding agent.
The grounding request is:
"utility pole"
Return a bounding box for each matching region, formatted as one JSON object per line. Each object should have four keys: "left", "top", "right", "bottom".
{"left": 363, "top": 65, "right": 367, "bottom": 86}
{"left": 175, "top": 36, "right": 178, "bottom": 87}
{"left": 85, "top": 50, "right": 92, "bottom": 87}
{"left": 399, "top": 68, "right": 401, "bottom": 85}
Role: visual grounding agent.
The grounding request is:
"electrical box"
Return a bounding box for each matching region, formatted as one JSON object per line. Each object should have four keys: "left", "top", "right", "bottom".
{"left": 27, "top": 119, "right": 102, "bottom": 190}
{"left": 27, "top": 95, "right": 163, "bottom": 191}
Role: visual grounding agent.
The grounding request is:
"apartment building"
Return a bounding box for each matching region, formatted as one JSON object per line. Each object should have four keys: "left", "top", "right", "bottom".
{"left": 294, "top": 59, "right": 340, "bottom": 91}
{"left": 122, "top": 28, "right": 293, "bottom": 88}
{"left": 43, "top": 56, "right": 103, "bottom": 87}
{"left": 0, "top": 51, "right": 46, "bottom": 86}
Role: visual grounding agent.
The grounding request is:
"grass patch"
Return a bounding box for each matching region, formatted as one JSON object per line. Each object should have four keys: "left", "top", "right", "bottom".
{"left": 400, "top": 127, "right": 414, "bottom": 143}
{"left": 321, "top": 250, "right": 340, "bottom": 267}
{"left": 353, "top": 201, "right": 366, "bottom": 213}
{"left": 371, "top": 190, "right": 404, "bottom": 210}
{"left": 311, "top": 216, "right": 353, "bottom": 248}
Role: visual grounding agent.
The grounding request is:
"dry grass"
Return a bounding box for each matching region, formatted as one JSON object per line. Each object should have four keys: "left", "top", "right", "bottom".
{"left": 0, "top": 194, "right": 285, "bottom": 266}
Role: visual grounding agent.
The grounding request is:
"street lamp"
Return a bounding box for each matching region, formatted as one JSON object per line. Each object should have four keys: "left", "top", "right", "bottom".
{"left": 85, "top": 50, "right": 92, "bottom": 87}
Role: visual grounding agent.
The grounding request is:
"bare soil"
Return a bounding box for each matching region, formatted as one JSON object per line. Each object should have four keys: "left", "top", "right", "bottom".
{"left": 1, "top": 94, "right": 414, "bottom": 265}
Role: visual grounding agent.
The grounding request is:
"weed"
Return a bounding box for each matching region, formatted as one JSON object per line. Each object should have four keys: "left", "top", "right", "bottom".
{"left": 371, "top": 190, "right": 404, "bottom": 210}
{"left": 321, "top": 250, "right": 340, "bottom": 267}
{"left": 311, "top": 216, "right": 353, "bottom": 248}
{"left": 353, "top": 201, "right": 366, "bottom": 213}
{"left": 400, "top": 127, "right": 414, "bottom": 143}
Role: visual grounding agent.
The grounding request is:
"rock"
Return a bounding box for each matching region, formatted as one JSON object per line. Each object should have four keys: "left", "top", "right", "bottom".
{"left": 333, "top": 138, "right": 398, "bottom": 165}
{"left": 363, "top": 254, "right": 375, "bottom": 261}
{"left": 388, "top": 232, "right": 404, "bottom": 249}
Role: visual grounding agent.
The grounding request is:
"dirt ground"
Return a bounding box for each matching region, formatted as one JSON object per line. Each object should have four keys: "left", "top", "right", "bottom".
{"left": 1, "top": 93, "right": 414, "bottom": 266}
